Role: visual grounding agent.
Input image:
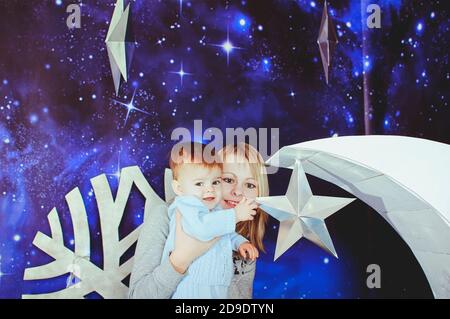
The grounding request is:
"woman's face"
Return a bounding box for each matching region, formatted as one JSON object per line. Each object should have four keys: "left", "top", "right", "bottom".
{"left": 221, "top": 158, "right": 259, "bottom": 209}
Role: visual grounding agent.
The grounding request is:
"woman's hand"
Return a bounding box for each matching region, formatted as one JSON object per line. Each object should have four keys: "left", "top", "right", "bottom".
{"left": 169, "top": 211, "right": 219, "bottom": 274}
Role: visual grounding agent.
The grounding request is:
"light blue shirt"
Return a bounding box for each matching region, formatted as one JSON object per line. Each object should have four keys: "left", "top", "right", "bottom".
{"left": 161, "top": 195, "right": 248, "bottom": 299}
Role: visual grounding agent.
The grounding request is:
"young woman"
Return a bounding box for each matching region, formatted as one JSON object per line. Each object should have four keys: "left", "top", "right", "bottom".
{"left": 128, "top": 143, "right": 269, "bottom": 298}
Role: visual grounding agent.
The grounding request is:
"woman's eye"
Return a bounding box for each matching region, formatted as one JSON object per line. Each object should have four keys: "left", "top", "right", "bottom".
{"left": 195, "top": 182, "right": 203, "bottom": 187}
{"left": 246, "top": 183, "right": 256, "bottom": 189}
{"left": 213, "top": 180, "right": 221, "bottom": 185}
{"left": 222, "top": 177, "right": 234, "bottom": 184}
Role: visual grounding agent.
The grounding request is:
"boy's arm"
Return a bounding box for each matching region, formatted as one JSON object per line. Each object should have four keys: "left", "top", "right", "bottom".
{"left": 178, "top": 203, "right": 237, "bottom": 241}
{"left": 230, "top": 232, "right": 249, "bottom": 251}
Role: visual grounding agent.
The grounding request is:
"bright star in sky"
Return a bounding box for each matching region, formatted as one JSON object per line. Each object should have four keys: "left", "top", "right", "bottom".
{"left": 210, "top": 27, "right": 242, "bottom": 65}
{"left": 222, "top": 40, "right": 234, "bottom": 53}
{"left": 170, "top": 62, "right": 192, "bottom": 86}
{"left": 416, "top": 22, "right": 423, "bottom": 32}
{"left": 112, "top": 89, "right": 150, "bottom": 126}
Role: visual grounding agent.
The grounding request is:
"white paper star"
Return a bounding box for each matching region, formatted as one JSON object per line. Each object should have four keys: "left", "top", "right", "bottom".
{"left": 105, "top": 0, "right": 134, "bottom": 95}
{"left": 257, "top": 159, "right": 355, "bottom": 260}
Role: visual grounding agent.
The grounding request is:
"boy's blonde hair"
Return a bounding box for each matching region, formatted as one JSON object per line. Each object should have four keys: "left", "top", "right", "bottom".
{"left": 169, "top": 141, "right": 221, "bottom": 180}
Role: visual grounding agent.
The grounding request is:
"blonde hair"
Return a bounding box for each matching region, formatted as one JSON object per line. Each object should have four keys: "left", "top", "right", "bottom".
{"left": 218, "top": 143, "right": 269, "bottom": 252}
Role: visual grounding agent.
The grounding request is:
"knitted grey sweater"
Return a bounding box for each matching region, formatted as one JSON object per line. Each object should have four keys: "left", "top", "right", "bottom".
{"left": 128, "top": 204, "right": 256, "bottom": 299}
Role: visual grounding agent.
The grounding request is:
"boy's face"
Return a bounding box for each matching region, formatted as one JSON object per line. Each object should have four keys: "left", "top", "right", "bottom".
{"left": 172, "top": 164, "right": 222, "bottom": 210}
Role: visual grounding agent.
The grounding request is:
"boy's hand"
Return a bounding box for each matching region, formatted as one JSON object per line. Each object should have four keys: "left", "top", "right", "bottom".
{"left": 234, "top": 198, "right": 258, "bottom": 222}
{"left": 238, "top": 242, "right": 259, "bottom": 261}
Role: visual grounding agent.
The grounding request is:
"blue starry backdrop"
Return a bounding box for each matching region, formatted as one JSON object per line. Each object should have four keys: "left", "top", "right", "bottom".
{"left": 0, "top": 0, "right": 448, "bottom": 298}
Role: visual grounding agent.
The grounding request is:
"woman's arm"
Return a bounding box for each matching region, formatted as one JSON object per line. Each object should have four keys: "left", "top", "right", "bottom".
{"left": 128, "top": 204, "right": 185, "bottom": 299}
{"left": 128, "top": 204, "right": 220, "bottom": 298}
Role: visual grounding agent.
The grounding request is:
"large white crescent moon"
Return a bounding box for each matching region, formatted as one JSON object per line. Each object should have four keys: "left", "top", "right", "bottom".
{"left": 267, "top": 135, "right": 450, "bottom": 299}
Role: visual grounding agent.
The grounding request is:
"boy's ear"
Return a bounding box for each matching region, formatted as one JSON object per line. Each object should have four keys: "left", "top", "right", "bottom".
{"left": 172, "top": 180, "right": 183, "bottom": 196}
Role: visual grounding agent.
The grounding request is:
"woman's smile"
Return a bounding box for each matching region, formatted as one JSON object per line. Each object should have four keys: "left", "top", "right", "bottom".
{"left": 223, "top": 199, "right": 240, "bottom": 208}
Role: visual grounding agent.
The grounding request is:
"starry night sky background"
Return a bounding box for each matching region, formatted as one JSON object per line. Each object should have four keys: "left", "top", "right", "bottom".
{"left": 0, "top": 0, "right": 448, "bottom": 298}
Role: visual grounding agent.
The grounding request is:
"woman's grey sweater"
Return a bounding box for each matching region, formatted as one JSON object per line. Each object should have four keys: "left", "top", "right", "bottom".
{"left": 128, "top": 204, "right": 256, "bottom": 299}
